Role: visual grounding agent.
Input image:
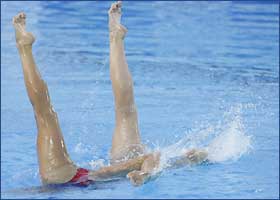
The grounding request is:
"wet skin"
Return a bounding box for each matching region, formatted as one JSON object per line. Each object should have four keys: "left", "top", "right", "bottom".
{"left": 13, "top": 1, "right": 208, "bottom": 187}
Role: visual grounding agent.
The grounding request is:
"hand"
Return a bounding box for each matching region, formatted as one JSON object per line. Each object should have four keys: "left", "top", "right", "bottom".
{"left": 185, "top": 149, "right": 208, "bottom": 164}
{"left": 127, "top": 170, "right": 150, "bottom": 186}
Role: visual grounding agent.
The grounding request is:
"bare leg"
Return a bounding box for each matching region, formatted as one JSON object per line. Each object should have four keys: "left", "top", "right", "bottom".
{"left": 108, "top": 2, "right": 145, "bottom": 164}
{"left": 13, "top": 13, "right": 77, "bottom": 184}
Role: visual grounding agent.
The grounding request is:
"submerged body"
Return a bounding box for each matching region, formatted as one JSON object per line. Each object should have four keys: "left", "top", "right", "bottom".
{"left": 13, "top": 1, "right": 208, "bottom": 187}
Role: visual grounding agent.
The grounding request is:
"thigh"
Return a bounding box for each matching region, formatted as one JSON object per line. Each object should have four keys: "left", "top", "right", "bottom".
{"left": 35, "top": 100, "right": 77, "bottom": 184}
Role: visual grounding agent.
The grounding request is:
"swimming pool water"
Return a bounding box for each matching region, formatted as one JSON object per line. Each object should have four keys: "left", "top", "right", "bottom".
{"left": 1, "top": 1, "right": 279, "bottom": 199}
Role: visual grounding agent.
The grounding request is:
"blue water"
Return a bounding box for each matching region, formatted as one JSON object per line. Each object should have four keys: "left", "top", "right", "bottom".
{"left": 1, "top": 1, "right": 279, "bottom": 199}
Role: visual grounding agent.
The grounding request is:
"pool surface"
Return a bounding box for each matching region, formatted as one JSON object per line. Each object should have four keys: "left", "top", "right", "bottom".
{"left": 1, "top": 1, "right": 279, "bottom": 199}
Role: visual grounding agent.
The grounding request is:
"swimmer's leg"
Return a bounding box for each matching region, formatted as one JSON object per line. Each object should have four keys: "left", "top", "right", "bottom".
{"left": 13, "top": 13, "right": 77, "bottom": 184}
{"left": 108, "top": 1, "right": 145, "bottom": 164}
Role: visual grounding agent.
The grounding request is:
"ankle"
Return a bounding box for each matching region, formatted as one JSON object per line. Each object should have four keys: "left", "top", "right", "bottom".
{"left": 110, "top": 31, "right": 124, "bottom": 43}
{"left": 16, "top": 42, "right": 32, "bottom": 54}
{"left": 16, "top": 32, "right": 35, "bottom": 46}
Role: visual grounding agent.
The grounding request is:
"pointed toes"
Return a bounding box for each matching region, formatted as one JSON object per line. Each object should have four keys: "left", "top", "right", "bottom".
{"left": 13, "top": 12, "right": 26, "bottom": 25}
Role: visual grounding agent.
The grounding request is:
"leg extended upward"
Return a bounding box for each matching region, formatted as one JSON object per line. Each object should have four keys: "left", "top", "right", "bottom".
{"left": 108, "top": 1, "right": 145, "bottom": 164}
{"left": 106, "top": 1, "right": 208, "bottom": 186}
{"left": 13, "top": 13, "right": 77, "bottom": 184}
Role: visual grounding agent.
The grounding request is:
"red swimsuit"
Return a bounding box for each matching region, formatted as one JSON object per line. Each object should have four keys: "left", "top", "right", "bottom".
{"left": 68, "top": 168, "right": 92, "bottom": 186}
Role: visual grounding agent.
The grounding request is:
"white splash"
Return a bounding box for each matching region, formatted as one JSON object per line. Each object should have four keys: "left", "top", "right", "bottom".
{"left": 206, "top": 109, "right": 252, "bottom": 163}
{"left": 158, "top": 104, "right": 252, "bottom": 169}
{"left": 74, "top": 142, "right": 93, "bottom": 154}
{"left": 89, "top": 159, "right": 106, "bottom": 170}
{"left": 74, "top": 142, "right": 84, "bottom": 153}
{"left": 81, "top": 104, "right": 252, "bottom": 174}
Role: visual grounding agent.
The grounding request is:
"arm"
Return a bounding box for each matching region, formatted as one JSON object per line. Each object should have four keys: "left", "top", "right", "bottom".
{"left": 126, "top": 152, "right": 161, "bottom": 186}
{"left": 88, "top": 149, "right": 208, "bottom": 185}
{"left": 127, "top": 149, "right": 208, "bottom": 186}
{"left": 170, "top": 149, "right": 208, "bottom": 168}
{"left": 88, "top": 154, "right": 149, "bottom": 181}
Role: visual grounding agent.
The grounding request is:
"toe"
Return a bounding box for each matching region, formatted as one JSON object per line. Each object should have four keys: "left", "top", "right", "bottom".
{"left": 109, "top": 1, "right": 121, "bottom": 14}
{"left": 19, "top": 12, "right": 26, "bottom": 19}
{"left": 116, "top": 1, "right": 122, "bottom": 9}
{"left": 18, "top": 12, "right": 26, "bottom": 24}
{"left": 109, "top": 3, "right": 116, "bottom": 13}
{"left": 13, "top": 12, "right": 26, "bottom": 25}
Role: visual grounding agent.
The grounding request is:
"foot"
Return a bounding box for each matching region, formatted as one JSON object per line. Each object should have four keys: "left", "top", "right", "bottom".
{"left": 13, "top": 12, "right": 35, "bottom": 46}
{"left": 108, "top": 1, "right": 127, "bottom": 40}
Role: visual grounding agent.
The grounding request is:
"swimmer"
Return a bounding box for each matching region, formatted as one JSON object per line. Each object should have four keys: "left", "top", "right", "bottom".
{"left": 13, "top": 1, "right": 208, "bottom": 187}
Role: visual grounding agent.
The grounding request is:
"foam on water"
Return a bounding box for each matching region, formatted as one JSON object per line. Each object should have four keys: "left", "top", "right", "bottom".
{"left": 206, "top": 116, "right": 252, "bottom": 163}
{"left": 158, "top": 104, "right": 252, "bottom": 170}
{"left": 89, "top": 159, "right": 106, "bottom": 170}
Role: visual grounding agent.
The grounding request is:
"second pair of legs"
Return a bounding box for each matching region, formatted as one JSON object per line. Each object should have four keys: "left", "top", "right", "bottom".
{"left": 13, "top": 1, "right": 208, "bottom": 187}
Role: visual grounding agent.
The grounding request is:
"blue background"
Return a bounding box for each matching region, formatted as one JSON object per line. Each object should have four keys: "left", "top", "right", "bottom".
{"left": 1, "top": 1, "right": 279, "bottom": 198}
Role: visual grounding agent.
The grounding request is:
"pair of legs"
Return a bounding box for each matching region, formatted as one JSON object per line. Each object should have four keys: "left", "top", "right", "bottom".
{"left": 13, "top": 1, "right": 147, "bottom": 184}
{"left": 13, "top": 2, "right": 208, "bottom": 186}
